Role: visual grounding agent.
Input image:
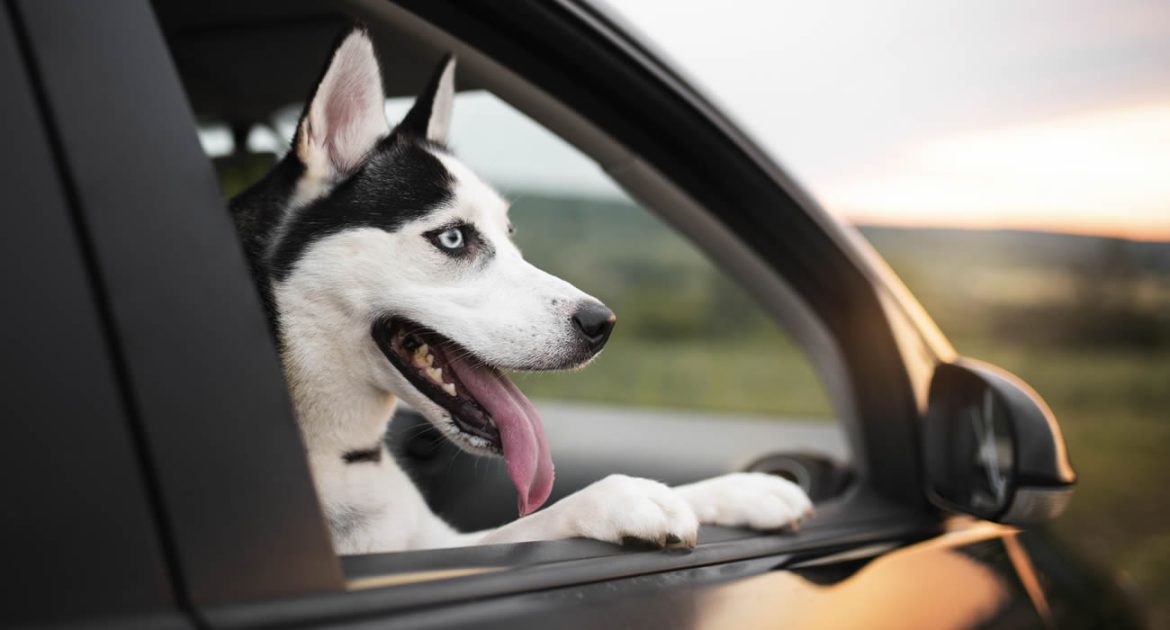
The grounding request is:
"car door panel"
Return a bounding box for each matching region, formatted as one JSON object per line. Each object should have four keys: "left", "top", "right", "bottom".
{"left": 0, "top": 4, "right": 187, "bottom": 627}
{"left": 15, "top": 0, "right": 342, "bottom": 605}
{"left": 329, "top": 524, "right": 1044, "bottom": 629}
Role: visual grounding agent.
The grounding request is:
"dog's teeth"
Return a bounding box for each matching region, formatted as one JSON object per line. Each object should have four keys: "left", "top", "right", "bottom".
{"left": 442, "top": 383, "right": 456, "bottom": 396}
{"left": 427, "top": 367, "right": 443, "bottom": 382}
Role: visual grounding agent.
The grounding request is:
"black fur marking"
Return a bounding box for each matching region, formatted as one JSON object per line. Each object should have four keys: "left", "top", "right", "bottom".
{"left": 342, "top": 445, "right": 384, "bottom": 464}
{"left": 228, "top": 154, "right": 307, "bottom": 334}
{"left": 268, "top": 134, "right": 454, "bottom": 280}
{"left": 226, "top": 26, "right": 368, "bottom": 335}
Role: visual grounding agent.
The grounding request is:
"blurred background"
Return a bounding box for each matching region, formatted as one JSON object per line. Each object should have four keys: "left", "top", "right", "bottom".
{"left": 208, "top": 0, "right": 1169, "bottom": 624}
{"left": 609, "top": 1, "right": 1170, "bottom": 624}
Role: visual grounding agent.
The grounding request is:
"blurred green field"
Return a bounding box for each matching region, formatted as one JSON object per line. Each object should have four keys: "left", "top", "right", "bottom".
{"left": 506, "top": 191, "right": 835, "bottom": 418}
{"left": 515, "top": 335, "right": 832, "bottom": 417}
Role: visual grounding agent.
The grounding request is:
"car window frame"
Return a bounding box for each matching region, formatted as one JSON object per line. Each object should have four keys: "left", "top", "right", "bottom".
{"left": 0, "top": 4, "right": 190, "bottom": 627}
{"left": 13, "top": 0, "right": 344, "bottom": 606}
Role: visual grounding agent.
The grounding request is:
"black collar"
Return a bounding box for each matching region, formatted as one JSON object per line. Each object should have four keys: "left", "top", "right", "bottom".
{"left": 342, "top": 445, "right": 383, "bottom": 464}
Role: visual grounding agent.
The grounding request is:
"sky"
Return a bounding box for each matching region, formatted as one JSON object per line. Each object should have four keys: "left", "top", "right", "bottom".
{"left": 610, "top": 0, "right": 1170, "bottom": 241}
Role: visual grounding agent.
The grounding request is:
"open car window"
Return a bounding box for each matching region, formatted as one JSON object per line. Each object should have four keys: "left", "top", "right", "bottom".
{"left": 203, "top": 81, "right": 852, "bottom": 538}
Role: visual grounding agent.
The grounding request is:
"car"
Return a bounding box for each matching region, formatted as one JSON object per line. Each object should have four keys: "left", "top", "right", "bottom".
{"left": 0, "top": 0, "right": 1140, "bottom": 628}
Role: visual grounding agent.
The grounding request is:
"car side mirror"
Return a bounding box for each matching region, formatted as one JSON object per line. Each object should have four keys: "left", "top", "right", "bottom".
{"left": 924, "top": 359, "right": 1076, "bottom": 524}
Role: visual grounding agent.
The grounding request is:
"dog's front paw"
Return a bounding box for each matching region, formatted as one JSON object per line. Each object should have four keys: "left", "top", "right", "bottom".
{"left": 675, "top": 472, "right": 813, "bottom": 531}
{"left": 555, "top": 474, "right": 699, "bottom": 548}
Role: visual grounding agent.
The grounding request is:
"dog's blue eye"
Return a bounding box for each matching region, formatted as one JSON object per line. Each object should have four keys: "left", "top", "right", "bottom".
{"left": 437, "top": 227, "right": 464, "bottom": 250}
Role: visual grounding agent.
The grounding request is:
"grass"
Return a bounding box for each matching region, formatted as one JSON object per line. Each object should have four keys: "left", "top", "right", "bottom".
{"left": 515, "top": 334, "right": 834, "bottom": 419}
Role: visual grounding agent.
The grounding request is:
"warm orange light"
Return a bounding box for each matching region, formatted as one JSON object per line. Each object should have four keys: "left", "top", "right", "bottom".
{"left": 693, "top": 525, "right": 1013, "bottom": 629}
{"left": 824, "top": 103, "right": 1170, "bottom": 242}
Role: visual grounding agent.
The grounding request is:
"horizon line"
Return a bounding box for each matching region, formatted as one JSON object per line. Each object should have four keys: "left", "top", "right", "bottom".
{"left": 492, "top": 185, "right": 1170, "bottom": 244}
{"left": 846, "top": 216, "right": 1170, "bottom": 244}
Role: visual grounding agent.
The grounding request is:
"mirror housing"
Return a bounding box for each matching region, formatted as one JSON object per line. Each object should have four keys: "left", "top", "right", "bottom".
{"left": 924, "top": 359, "right": 1076, "bottom": 524}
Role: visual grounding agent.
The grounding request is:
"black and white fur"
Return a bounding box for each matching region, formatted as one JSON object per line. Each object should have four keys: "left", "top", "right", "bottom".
{"left": 231, "top": 28, "right": 812, "bottom": 554}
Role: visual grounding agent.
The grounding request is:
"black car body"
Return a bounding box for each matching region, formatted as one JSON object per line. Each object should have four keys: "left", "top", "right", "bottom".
{"left": 0, "top": 0, "right": 1138, "bottom": 628}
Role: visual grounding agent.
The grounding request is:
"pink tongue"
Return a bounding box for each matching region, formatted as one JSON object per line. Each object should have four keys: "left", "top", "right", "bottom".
{"left": 445, "top": 357, "right": 553, "bottom": 516}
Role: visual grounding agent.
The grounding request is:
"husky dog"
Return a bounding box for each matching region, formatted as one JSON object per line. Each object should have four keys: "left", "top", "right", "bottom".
{"left": 230, "top": 28, "right": 811, "bottom": 554}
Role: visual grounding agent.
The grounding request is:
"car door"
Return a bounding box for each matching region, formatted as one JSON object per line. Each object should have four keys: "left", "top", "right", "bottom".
{"left": 2, "top": 0, "right": 1099, "bottom": 627}
{"left": 0, "top": 4, "right": 188, "bottom": 628}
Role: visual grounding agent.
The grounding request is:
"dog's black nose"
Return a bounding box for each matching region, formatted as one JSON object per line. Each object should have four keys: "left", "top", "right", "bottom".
{"left": 571, "top": 302, "right": 616, "bottom": 349}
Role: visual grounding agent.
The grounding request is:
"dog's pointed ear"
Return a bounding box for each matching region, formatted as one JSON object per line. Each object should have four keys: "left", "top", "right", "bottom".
{"left": 398, "top": 54, "right": 456, "bottom": 144}
{"left": 296, "top": 27, "right": 389, "bottom": 179}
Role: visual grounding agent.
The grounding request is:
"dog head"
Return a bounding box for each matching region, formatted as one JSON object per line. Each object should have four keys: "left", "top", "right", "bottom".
{"left": 255, "top": 28, "right": 615, "bottom": 514}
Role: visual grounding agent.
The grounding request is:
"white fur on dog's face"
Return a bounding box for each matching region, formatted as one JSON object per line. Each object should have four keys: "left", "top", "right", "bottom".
{"left": 268, "top": 32, "right": 609, "bottom": 453}
{"left": 275, "top": 149, "right": 599, "bottom": 412}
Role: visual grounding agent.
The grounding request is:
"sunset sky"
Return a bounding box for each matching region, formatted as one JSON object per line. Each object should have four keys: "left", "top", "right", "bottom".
{"left": 613, "top": 0, "right": 1170, "bottom": 241}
